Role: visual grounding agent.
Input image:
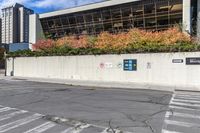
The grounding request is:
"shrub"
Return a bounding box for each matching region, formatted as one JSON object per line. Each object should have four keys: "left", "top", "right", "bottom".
{"left": 8, "top": 27, "right": 198, "bottom": 57}
{"left": 32, "top": 39, "right": 56, "bottom": 51}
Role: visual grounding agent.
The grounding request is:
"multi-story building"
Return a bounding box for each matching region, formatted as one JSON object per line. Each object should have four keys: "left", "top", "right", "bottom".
{"left": 29, "top": 0, "right": 198, "bottom": 44}
{"left": 1, "top": 3, "right": 33, "bottom": 44}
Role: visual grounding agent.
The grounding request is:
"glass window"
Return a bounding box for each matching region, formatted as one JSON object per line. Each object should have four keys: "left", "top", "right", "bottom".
{"left": 122, "top": 7, "right": 132, "bottom": 18}
{"left": 54, "top": 18, "right": 62, "bottom": 27}
{"left": 85, "top": 14, "right": 93, "bottom": 23}
{"left": 61, "top": 17, "right": 69, "bottom": 26}
{"left": 93, "top": 12, "right": 102, "bottom": 22}
{"left": 76, "top": 15, "right": 84, "bottom": 24}
{"left": 68, "top": 16, "right": 76, "bottom": 25}
{"left": 111, "top": 8, "right": 121, "bottom": 20}
{"left": 102, "top": 9, "right": 111, "bottom": 21}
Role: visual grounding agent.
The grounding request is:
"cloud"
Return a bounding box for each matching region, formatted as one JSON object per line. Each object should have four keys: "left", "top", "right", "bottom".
{"left": 0, "top": 0, "right": 103, "bottom": 13}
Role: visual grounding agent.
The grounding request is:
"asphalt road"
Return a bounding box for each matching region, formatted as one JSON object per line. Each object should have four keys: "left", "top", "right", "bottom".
{"left": 0, "top": 78, "right": 172, "bottom": 133}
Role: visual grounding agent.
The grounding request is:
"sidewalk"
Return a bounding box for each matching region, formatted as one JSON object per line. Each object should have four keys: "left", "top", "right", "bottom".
{"left": 3, "top": 76, "right": 200, "bottom": 92}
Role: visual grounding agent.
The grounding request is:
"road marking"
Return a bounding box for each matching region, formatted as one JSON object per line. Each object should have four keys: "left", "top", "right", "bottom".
{"left": 60, "top": 127, "right": 74, "bottom": 133}
{"left": 24, "top": 122, "right": 56, "bottom": 133}
{"left": 0, "top": 110, "right": 28, "bottom": 121}
{"left": 173, "top": 99, "right": 200, "bottom": 104}
{"left": 0, "top": 107, "right": 13, "bottom": 113}
{"left": 165, "top": 111, "right": 200, "bottom": 119}
{"left": 162, "top": 129, "right": 182, "bottom": 133}
{"left": 100, "top": 128, "right": 123, "bottom": 133}
{"left": 175, "top": 96, "right": 200, "bottom": 101}
{"left": 164, "top": 119, "right": 199, "bottom": 128}
{"left": 171, "top": 101, "right": 200, "bottom": 108}
{"left": 169, "top": 105, "right": 200, "bottom": 111}
{"left": 0, "top": 113, "right": 42, "bottom": 133}
{"left": 176, "top": 94, "right": 200, "bottom": 98}
{"left": 60, "top": 124, "right": 90, "bottom": 133}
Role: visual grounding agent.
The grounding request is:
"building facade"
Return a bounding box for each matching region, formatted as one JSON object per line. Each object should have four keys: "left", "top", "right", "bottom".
{"left": 1, "top": 3, "right": 33, "bottom": 44}
{"left": 35, "top": 0, "right": 197, "bottom": 40}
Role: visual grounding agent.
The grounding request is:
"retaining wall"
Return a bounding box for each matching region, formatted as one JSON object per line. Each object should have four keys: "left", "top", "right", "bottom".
{"left": 6, "top": 52, "right": 200, "bottom": 90}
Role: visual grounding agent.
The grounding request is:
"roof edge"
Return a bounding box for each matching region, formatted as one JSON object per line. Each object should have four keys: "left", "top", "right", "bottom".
{"left": 39, "top": 0, "right": 139, "bottom": 19}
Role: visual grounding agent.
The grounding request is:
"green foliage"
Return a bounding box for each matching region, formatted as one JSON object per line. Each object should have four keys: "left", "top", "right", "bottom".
{"left": 7, "top": 42, "right": 200, "bottom": 57}
{"left": 0, "top": 48, "right": 5, "bottom": 61}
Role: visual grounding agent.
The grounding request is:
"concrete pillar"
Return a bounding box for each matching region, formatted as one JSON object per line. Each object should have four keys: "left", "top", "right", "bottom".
{"left": 197, "top": 0, "right": 200, "bottom": 39}
{"left": 183, "top": 0, "right": 192, "bottom": 34}
{"left": 29, "top": 14, "right": 44, "bottom": 49}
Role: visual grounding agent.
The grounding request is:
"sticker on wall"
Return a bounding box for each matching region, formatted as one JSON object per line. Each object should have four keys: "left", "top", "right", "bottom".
{"left": 117, "top": 63, "right": 123, "bottom": 69}
{"left": 99, "top": 63, "right": 105, "bottom": 69}
{"left": 147, "top": 62, "right": 151, "bottom": 69}
{"left": 105, "top": 63, "right": 113, "bottom": 68}
{"left": 123, "top": 59, "right": 137, "bottom": 71}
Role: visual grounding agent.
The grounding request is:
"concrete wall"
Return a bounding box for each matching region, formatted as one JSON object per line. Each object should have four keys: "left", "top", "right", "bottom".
{"left": 6, "top": 52, "right": 200, "bottom": 90}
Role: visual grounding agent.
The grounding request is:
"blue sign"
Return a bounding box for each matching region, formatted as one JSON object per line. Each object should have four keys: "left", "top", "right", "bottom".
{"left": 123, "top": 59, "right": 137, "bottom": 71}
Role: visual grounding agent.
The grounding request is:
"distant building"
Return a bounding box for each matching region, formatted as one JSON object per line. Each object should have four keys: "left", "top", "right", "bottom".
{"left": 32, "top": 0, "right": 197, "bottom": 40}
{"left": 1, "top": 3, "right": 33, "bottom": 44}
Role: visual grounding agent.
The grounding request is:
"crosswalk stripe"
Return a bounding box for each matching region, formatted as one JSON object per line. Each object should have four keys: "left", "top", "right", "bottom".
{"left": 176, "top": 94, "right": 200, "bottom": 98}
{"left": 60, "top": 124, "right": 90, "bottom": 133}
{"left": 0, "top": 107, "right": 13, "bottom": 113}
{"left": 0, "top": 113, "right": 42, "bottom": 133}
{"left": 165, "top": 111, "right": 200, "bottom": 119}
{"left": 0, "top": 110, "right": 28, "bottom": 121}
{"left": 169, "top": 105, "right": 200, "bottom": 111}
{"left": 174, "top": 96, "right": 200, "bottom": 101}
{"left": 173, "top": 99, "right": 200, "bottom": 104}
{"left": 162, "top": 129, "right": 182, "bottom": 133}
{"left": 171, "top": 101, "right": 200, "bottom": 108}
{"left": 100, "top": 128, "right": 123, "bottom": 133}
{"left": 164, "top": 119, "right": 199, "bottom": 128}
{"left": 24, "top": 122, "right": 56, "bottom": 133}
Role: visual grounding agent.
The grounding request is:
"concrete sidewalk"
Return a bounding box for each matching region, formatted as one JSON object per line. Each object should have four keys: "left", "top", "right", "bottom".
{"left": 3, "top": 76, "right": 200, "bottom": 92}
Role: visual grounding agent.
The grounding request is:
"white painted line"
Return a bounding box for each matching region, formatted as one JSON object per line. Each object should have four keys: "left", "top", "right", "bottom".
{"left": 0, "top": 110, "right": 28, "bottom": 121}
{"left": 176, "top": 94, "right": 200, "bottom": 98}
{"left": 162, "top": 129, "right": 182, "bottom": 133}
{"left": 0, "top": 113, "right": 42, "bottom": 133}
{"left": 60, "top": 127, "right": 74, "bottom": 133}
{"left": 61, "top": 124, "right": 90, "bottom": 133}
{"left": 173, "top": 99, "right": 200, "bottom": 104}
{"left": 171, "top": 101, "right": 200, "bottom": 108}
{"left": 164, "top": 120, "right": 199, "bottom": 128}
{"left": 165, "top": 111, "right": 200, "bottom": 119}
{"left": 101, "top": 128, "right": 109, "bottom": 133}
{"left": 0, "top": 107, "right": 13, "bottom": 113}
{"left": 169, "top": 105, "right": 200, "bottom": 111}
{"left": 24, "top": 122, "right": 56, "bottom": 133}
{"left": 100, "top": 128, "right": 122, "bottom": 133}
{"left": 174, "top": 96, "right": 200, "bottom": 101}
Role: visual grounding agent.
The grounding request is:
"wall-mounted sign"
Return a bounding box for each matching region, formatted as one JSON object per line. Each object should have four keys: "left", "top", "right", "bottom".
{"left": 186, "top": 58, "right": 200, "bottom": 65}
{"left": 123, "top": 59, "right": 137, "bottom": 71}
{"left": 172, "top": 59, "right": 184, "bottom": 63}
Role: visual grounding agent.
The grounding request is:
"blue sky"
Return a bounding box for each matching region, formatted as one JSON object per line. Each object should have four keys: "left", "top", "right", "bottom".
{"left": 0, "top": 0, "right": 103, "bottom": 13}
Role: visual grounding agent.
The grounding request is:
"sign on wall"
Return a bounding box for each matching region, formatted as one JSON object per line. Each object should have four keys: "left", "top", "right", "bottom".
{"left": 123, "top": 59, "right": 137, "bottom": 71}
{"left": 172, "top": 59, "right": 184, "bottom": 63}
{"left": 186, "top": 58, "right": 200, "bottom": 65}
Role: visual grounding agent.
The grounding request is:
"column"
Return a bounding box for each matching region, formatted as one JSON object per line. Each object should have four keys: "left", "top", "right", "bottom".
{"left": 183, "top": 0, "right": 191, "bottom": 34}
